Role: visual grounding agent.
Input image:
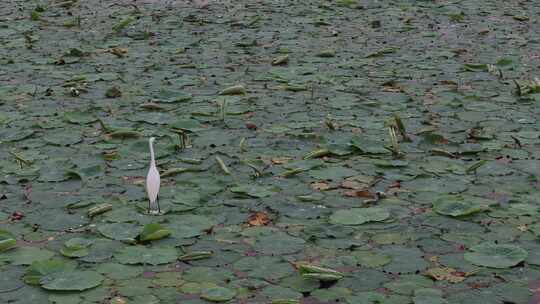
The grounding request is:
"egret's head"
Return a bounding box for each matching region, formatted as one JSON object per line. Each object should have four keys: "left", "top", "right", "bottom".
{"left": 149, "top": 137, "right": 156, "bottom": 144}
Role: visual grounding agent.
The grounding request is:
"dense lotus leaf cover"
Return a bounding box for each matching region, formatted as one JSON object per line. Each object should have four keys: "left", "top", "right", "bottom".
{"left": 0, "top": 0, "right": 539, "bottom": 302}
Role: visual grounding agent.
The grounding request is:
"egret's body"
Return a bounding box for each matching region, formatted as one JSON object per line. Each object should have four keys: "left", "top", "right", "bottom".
{"left": 146, "top": 137, "right": 160, "bottom": 214}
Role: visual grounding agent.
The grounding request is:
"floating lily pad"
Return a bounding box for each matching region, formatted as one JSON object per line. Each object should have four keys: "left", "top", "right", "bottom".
{"left": 382, "top": 246, "right": 429, "bottom": 274}
{"left": 230, "top": 184, "right": 277, "bottom": 198}
{"left": 96, "top": 262, "right": 144, "bottom": 280}
{"left": 168, "top": 214, "right": 216, "bottom": 239}
{"left": 233, "top": 256, "right": 294, "bottom": 281}
{"left": 169, "top": 118, "right": 204, "bottom": 132}
{"left": 464, "top": 243, "right": 527, "bottom": 268}
{"left": 5, "top": 247, "right": 55, "bottom": 265}
{"left": 151, "top": 271, "right": 183, "bottom": 287}
{"left": 353, "top": 251, "right": 392, "bottom": 268}
{"left": 64, "top": 111, "right": 97, "bottom": 124}
{"left": 40, "top": 271, "right": 104, "bottom": 291}
{"left": 345, "top": 292, "right": 387, "bottom": 304}
{"left": 253, "top": 232, "right": 306, "bottom": 255}
{"left": 127, "top": 112, "right": 173, "bottom": 125}
{"left": 183, "top": 267, "right": 235, "bottom": 284}
{"left": 309, "top": 166, "right": 358, "bottom": 180}
{"left": 383, "top": 275, "right": 433, "bottom": 295}
{"left": 330, "top": 207, "right": 390, "bottom": 225}
{"left": 66, "top": 164, "right": 104, "bottom": 181}
{"left": 200, "top": 286, "right": 236, "bottom": 302}
{"left": 0, "top": 129, "right": 34, "bottom": 142}
{"left": 261, "top": 285, "right": 303, "bottom": 301}
{"left": 24, "top": 259, "right": 77, "bottom": 285}
{"left": 350, "top": 137, "right": 388, "bottom": 154}
{"left": 79, "top": 239, "right": 121, "bottom": 263}
{"left": 115, "top": 246, "right": 178, "bottom": 265}
{"left": 27, "top": 209, "right": 88, "bottom": 231}
{"left": 43, "top": 130, "right": 82, "bottom": 146}
{"left": 154, "top": 89, "right": 192, "bottom": 103}
{"left": 98, "top": 223, "right": 141, "bottom": 242}
{"left": 0, "top": 266, "right": 25, "bottom": 295}
{"left": 433, "top": 195, "right": 491, "bottom": 217}
{"left": 60, "top": 238, "right": 93, "bottom": 258}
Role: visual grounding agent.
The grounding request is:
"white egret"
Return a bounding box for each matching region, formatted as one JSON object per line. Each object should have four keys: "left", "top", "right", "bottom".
{"left": 146, "top": 137, "right": 160, "bottom": 214}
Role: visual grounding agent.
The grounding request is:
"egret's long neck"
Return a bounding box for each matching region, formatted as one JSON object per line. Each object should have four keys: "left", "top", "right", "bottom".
{"left": 149, "top": 141, "right": 156, "bottom": 167}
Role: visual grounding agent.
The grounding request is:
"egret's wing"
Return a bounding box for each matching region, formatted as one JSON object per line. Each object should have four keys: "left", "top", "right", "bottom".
{"left": 146, "top": 167, "right": 160, "bottom": 202}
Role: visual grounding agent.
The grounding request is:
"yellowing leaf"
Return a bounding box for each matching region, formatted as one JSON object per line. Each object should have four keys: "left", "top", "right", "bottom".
{"left": 247, "top": 212, "right": 270, "bottom": 226}
{"left": 425, "top": 267, "right": 466, "bottom": 283}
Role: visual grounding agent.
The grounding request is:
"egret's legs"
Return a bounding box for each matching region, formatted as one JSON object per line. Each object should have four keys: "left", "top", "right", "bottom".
{"left": 148, "top": 198, "right": 160, "bottom": 215}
